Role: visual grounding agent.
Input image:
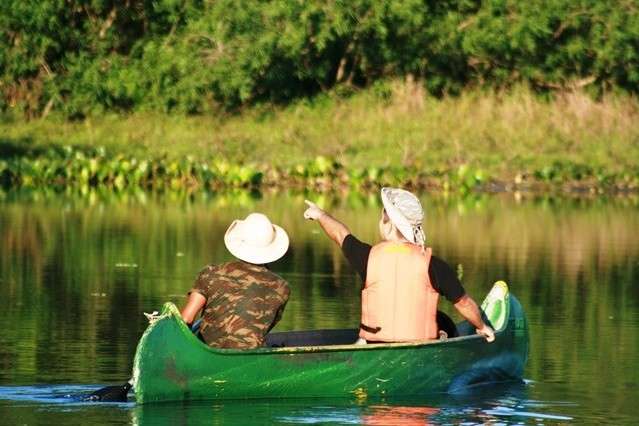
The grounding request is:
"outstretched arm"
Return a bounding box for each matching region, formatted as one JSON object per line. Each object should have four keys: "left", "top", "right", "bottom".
{"left": 180, "top": 292, "right": 206, "bottom": 325}
{"left": 303, "top": 200, "right": 351, "bottom": 247}
{"left": 453, "top": 294, "right": 495, "bottom": 342}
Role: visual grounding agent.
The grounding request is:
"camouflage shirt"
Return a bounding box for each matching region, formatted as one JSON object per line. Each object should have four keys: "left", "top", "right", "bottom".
{"left": 189, "top": 261, "right": 290, "bottom": 349}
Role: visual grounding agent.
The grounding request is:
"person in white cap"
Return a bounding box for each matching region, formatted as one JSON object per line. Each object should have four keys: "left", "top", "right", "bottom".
{"left": 180, "top": 213, "right": 291, "bottom": 349}
{"left": 304, "top": 187, "right": 495, "bottom": 344}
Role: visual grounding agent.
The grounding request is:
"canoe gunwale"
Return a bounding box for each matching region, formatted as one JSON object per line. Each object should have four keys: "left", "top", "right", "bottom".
{"left": 154, "top": 298, "right": 512, "bottom": 355}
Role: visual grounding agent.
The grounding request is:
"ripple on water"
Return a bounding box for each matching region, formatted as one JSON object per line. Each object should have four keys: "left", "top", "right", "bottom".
{"left": 0, "top": 384, "right": 133, "bottom": 407}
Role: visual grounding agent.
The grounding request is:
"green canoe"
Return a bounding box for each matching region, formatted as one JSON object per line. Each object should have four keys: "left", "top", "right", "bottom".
{"left": 132, "top": 281, "right": 528, "bottom": 404}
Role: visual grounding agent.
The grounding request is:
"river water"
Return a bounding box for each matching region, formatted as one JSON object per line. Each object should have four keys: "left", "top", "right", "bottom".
{"left": 0, "top": 190, "right": 637, "bottom": 424}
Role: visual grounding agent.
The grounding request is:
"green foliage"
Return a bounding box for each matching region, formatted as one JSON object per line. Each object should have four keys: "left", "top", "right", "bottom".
{"left": 460, "top": 0, "right": 639, "bottom": 92}
{"left": 2, "top": 147, "right": 637, "bottom": 193}
{"left": 2, "top": 1, "right": 639, "bottom": 116}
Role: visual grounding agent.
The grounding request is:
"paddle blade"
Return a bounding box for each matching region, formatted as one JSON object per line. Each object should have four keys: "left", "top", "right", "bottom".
{"left": 84, "top": 382, "right": 131, "bottom": 402}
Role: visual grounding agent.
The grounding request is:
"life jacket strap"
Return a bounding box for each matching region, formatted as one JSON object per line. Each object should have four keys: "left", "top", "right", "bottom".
{"left": 359, "top": 323, "right": 382, "bottom": 334}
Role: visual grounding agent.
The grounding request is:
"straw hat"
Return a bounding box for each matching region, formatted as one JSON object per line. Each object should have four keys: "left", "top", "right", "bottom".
{"left": 224, "top": 213, "right": 289, "bottom": 264}
{"left": 380, "top": 187, "right": 426, "bottom": 246}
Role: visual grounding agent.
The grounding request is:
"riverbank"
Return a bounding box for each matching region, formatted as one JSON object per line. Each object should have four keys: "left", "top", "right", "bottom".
{"left": 2, "top": 85, "right": 638, "bottom": 193}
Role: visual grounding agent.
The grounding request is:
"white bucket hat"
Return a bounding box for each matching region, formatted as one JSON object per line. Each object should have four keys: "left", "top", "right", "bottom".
{"left": 224, "top": 213, "right": 289, "bottom": 264}
{"left": 380, "top": 187, "right": 426, "bottom": 247}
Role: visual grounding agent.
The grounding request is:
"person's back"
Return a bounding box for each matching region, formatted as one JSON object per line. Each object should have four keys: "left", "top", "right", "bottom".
{"left": 303, "top": 187, "right": 495, "bottom": 344}
{"left": 181, "top": 213, "right": 291, "bottom": 349}
{"left": 361, "top": 241, "right": 438, "bottom": 342}
{"left": 191, "top": 260, "right": 289, "bottom": 349}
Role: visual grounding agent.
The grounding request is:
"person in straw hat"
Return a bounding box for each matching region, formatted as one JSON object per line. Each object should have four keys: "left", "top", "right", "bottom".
{"left": 180, "top": 213, "right": 291, "bottom": 349}
{"left": 304, "top": 187, "right": 495, "bottom": 344}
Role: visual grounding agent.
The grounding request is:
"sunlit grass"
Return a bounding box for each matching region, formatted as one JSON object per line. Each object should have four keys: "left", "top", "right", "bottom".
{"left": 2, "top": 84, "right": 638, "bottom": 189}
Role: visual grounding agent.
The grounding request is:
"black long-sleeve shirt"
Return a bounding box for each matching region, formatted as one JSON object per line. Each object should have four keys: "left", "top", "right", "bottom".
{"left": 341, "top": 234, "right": 465, "bottom": 303}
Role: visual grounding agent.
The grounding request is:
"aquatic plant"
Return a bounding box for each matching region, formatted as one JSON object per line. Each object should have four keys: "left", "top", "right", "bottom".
{"left": 1, "top": 147, "right": 637, "bottom": 194}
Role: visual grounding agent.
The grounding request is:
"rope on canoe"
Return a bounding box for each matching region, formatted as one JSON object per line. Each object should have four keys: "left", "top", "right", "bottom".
{"left": 143, "top": 310, "right": 167, "bottom": 324}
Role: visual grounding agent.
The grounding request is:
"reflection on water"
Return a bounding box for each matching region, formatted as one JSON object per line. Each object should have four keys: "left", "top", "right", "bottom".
{"left": 359, "top": 405, "right": 440, "bottom": 425}
{"left": 0, "top": 190, "right": 638, "bottom": 423}
{"left": 0, "top": 382, "right": 580, "bottom": 424}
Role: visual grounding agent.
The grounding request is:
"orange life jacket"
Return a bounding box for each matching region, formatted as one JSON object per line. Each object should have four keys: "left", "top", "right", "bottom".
{"left": 360, "top": 241, "right": 439, "bottom": 342}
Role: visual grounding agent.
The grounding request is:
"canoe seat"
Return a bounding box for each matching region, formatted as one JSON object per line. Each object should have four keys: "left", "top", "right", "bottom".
{"left": 265, "top": 329, "right": 360, "bottom": 347}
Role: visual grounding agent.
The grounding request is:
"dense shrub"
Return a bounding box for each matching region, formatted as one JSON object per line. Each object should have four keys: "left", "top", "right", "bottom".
{"left": 1, "top": 1, "right": 638, "bottom": 117}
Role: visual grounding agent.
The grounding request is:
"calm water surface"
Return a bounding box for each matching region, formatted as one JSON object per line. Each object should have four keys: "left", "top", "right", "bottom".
{"left": 0, "top": 190, "right": 637, "bottom": 424}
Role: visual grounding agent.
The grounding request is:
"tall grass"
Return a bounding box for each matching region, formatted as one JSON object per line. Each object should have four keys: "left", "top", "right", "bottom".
{"left": 2, "top": 84, "right": 638, "bottom": 190}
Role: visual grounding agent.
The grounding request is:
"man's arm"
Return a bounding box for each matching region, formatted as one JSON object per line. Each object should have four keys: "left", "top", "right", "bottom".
{"left": 303, "top": 200, "right": 351, "bottom": 247}
{"left": 180, "top": 292, "right": 206, "bottom": 325}
{"left": 453, "top": 294, "right": 495, "bottom": 342}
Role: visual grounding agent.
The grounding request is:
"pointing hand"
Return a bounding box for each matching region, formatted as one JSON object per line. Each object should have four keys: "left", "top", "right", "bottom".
{"left": 303, "top": 200, "right": 325, "bottom": 221}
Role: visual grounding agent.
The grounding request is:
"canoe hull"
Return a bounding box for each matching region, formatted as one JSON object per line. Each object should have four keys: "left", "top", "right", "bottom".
{"left": 132, "top": 286, "right": 528, "bottom": 403}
